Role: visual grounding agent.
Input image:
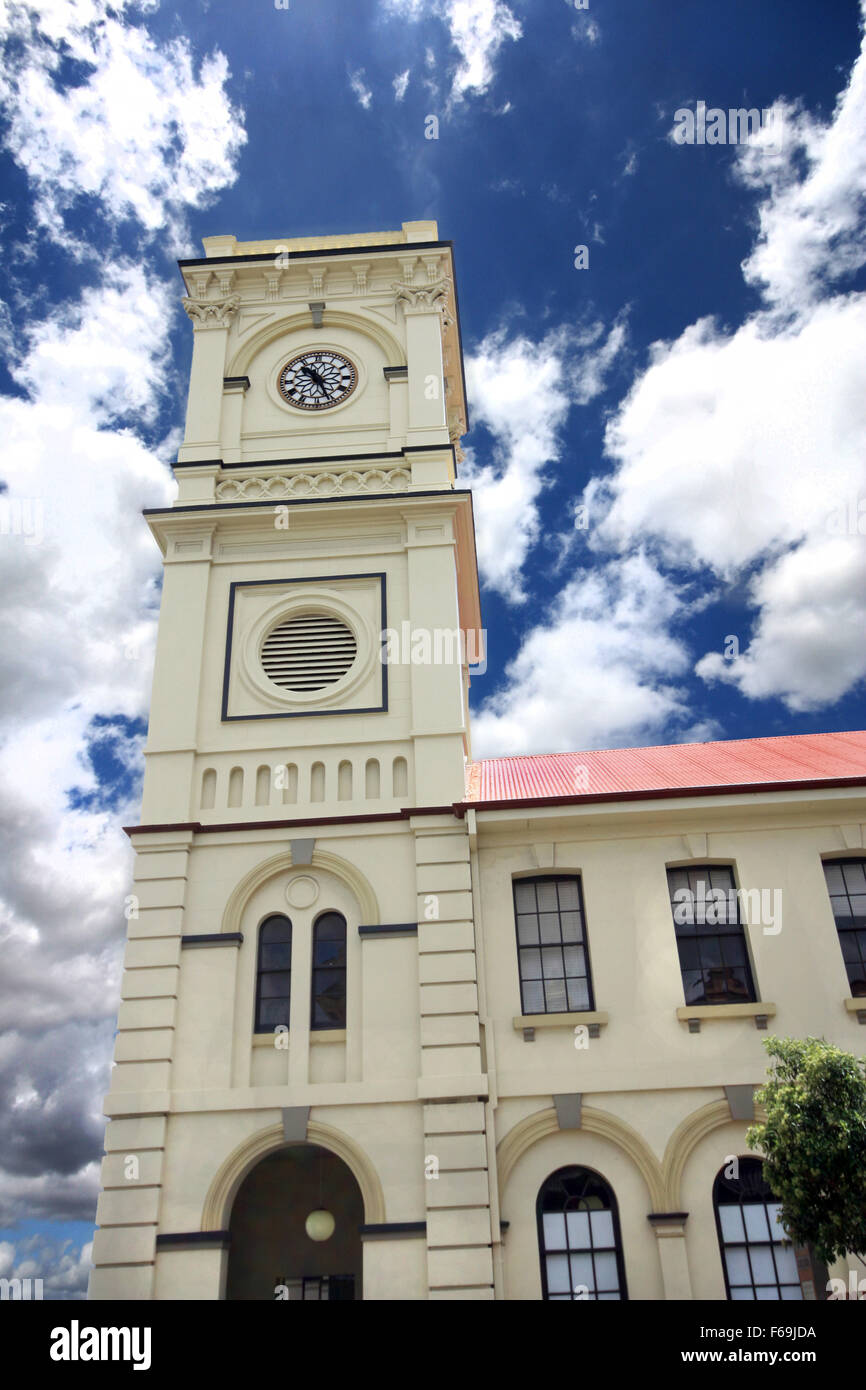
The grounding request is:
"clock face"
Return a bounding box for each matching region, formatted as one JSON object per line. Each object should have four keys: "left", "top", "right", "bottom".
{"left": 278, "top": 350, "right": 358, "bottom": 410}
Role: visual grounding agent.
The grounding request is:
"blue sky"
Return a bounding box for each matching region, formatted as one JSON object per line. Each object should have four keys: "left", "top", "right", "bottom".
{"left": 0, "top": 0, "right": 864, "bottom": 1296}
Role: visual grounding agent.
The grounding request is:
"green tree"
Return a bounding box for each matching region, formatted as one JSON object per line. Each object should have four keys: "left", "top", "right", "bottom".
{"left": 747, "top": 1036, "right": 866, "bottom": 1267}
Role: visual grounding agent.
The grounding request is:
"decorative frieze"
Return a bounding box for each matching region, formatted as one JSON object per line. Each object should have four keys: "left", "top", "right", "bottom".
{"left": 215, "top": 465, "right": 411, "bottom": 501}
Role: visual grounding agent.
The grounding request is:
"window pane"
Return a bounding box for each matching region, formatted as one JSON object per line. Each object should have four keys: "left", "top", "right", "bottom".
{"left": 536, "top": 883, "right": 558, "bottom": 913}
{"left": 744, "top": 1205, "right": 770, "bottom": 1241}
{"left": 773, "top": 1244, "right": 798, "bottom": 1283}
{"left": 260, "top": 971, "right": 291, "bottom": 997}
{"left": 563, "top": 944, "right": 586, "bottom": 977}
{"left": 749, "top": 1247, "right": 776, "bottom": 1284}
{"left": 314, "top": 937, "right": 346, "bottom": 966}
{"left": 546, "top": 1254, "right": 571, "bottom": 1294}
{"left": 315, "top": 913, "right": 346, "bottom": 938}
{"left": 843, "top": 862, "right": 866, "bottom": 894}
{"left": 557, "top": 880, "right": 580, "bottom": 911}
{"left": 823, "top": 863, "right": 845, "bottom": 893}
{"left": 730, "top": 1287, "right": 755, "bottom": 1300}
{"left": 544, "top": 977, "right": 568, "bottom": 1011}
{"left": 541, "top": 947, "right": 565, "bottom": 978}
{"left": 542, "top": 1213, "right": 567, "bottom": 1250}
{"left": 589, "top": 1210, "right": 614, "bottom": 1246}
{"left": 850, "top": 894, "right": 866, "bottom": 923}
{"left": 719, "top": 1205, "right": 745, "bottom": 1242}
{"left": 766, "top": 1203, "right": 785, "bottom": 1239}
{"left": 514, "top": 883, "right": 536, "bottom": 912}
{"left": 568, "top": 1253, "right": 594, "bottom": 1292}
{"left": 258, "top": 997, "right": 289, "bottom": 1026}
{"left": 593, "top": 1251, "right": 619, "bottom": 1291}
{"left": 566, "top": 978, "right": 590, "bottom": 1011}
{"left": 780, "top": 1285, "right": 804, "bottom": 1300}
{"left": 560, "top": 911, "right": 582, "bottom": 942}
{"left": 520, "top": 948, "right": 542, "bottom": 979}
{"left": 565, "top": 1211, "right": 590, "bottom": 1248}
{"left": 517, "top": 914, "right": 539, "bottom": 944}
{"left": 261, "top": 915, "right": 292, "bottom": 941}
{"left": 260, "top": 942, "right": 291, "bottom": 969}
{"left": 539, "top": 913, "right": 561, "bottom": 944}
{"left": 725, "top": 1248, "right": 751, "bottom": 1286}
{"left": 522, "top": 980, "right": 544, "bottom": 1012}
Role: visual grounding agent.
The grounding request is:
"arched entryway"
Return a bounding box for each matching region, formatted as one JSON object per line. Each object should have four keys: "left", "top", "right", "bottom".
{"left": 226, "top": 1143, "right": 364, "bottom": 1300}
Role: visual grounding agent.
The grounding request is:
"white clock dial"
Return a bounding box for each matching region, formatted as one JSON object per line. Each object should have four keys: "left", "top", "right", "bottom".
{"left": 278, "top": 351, "right": 358, "bottom": 410}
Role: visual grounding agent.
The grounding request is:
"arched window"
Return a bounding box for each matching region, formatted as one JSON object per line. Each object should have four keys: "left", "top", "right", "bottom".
{"left": 311, "top": 912, "right": 347, "bottom": 1030}
{"left": 537, "top": 1167, "right": 627, "bottom": 1300}
{"left": 255, "top": 915, "right": 292, "bottom": 1034}
{"left": 713, "top": 1158, "right": 802, "bottom": 1300}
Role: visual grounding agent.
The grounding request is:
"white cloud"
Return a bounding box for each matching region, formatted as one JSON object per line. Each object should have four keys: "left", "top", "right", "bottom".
{"left": 473, "top": 552, "right": 695, "bottom": 756}
{"left": 589, "top": 15, "right": 866, "bottom": 712}
{"left": 462, "top": 320, "right": 626, "bottom": 600}
{"left": 384, "top": 0, "right": 521, "bottom": 103}
{"left": 0, "top": 0, "right": 246, "bottom": 253}
{"left": 473, "top": 2, "right": 866, "bottom": 753}
{"left": 348, "top": 67, "right": 373, "bottom": 110}
{"left": 393, "top": 69, "right": 411, "bottom": 101}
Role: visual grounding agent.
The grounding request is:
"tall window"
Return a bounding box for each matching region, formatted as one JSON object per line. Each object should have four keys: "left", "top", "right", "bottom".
{"left": 714, "top": 1159, "right": 802, "bottom": 1300}
{"left": 666, "top": 865, "right": 756, "bottom": 1006}
{"left": 255, "top": 914, "right": 292, "bottom": 1033}
{"left": 311, "top": 912, "right": 347, "bottom": 1029}
{"left": 822, "top": 858, "right": 866, "bottom": 997}
{"left": 537, "top": 1167, "right": 627, "bottom": 1301}
{"left": 513, "top": 876, "right": 594, "bottom": 1015}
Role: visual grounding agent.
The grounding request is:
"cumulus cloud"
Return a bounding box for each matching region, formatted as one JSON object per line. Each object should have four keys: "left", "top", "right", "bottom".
{"left": 384, "top": 0, "right": 522, "bottom": 103}
{"left": 473, "top": 3, "right": 866, "bottom": 751}
{"left": 472, "top": 552, "right": 699, "bottom": 755}
{"left": 461, "top": 318, "right": 627, "bottom": 600}
{"left": 0, "top": 0, "right": 246, "bottom": 253}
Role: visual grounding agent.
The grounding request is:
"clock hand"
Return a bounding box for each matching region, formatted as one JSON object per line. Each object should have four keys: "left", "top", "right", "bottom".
{"left": 301, "top": 365, "right": 326, "bottom": 388}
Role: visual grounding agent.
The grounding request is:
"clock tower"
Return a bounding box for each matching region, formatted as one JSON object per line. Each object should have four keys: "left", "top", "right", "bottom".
{"left": 89, "top": 222, "right": 495, "bottom": 1300}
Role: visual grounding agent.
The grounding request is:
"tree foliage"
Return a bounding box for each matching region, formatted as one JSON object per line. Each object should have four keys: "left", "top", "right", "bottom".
{"left": 747, "top": 1035, "right": 866, "bottom": 1266}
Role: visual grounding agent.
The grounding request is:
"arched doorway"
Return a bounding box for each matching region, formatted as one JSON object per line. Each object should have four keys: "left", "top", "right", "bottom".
{"left": 226, "top": 1143, "right": 364, "bottom": 1300}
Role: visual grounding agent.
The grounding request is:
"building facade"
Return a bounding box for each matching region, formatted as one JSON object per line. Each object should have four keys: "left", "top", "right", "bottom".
{"left": 89, "top": 222, "right": 866, "bottom": 1301}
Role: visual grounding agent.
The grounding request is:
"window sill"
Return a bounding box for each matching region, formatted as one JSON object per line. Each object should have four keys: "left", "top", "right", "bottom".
{"left": 676, "top": 1002, "right": 776, "bottom": 1033}
{"left": 513, "top": 1011, "right": 609, "bottom": 1042}
{"left": 843, "top": 997, "right": 866, "bottom": 1023}
{"left": 252, "top": 1028, "right": 347, "bottom": 1046}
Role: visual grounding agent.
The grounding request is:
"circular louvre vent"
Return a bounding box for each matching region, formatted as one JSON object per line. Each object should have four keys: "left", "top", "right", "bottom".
{"left": 261, "top": 612, "right": 358, "bottom": 692}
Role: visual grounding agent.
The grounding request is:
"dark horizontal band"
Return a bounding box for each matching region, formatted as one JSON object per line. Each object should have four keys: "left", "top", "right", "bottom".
{"left": 178, "top": 240, "right": 451, "bottom": 271}
{"left": 156, "top": 1231, "right": 231, "bottom": 1250}
{"left": 359, "top": 1222, "right": 427, "bottom": 1241}
{"left": 144, "top": 487, "right": 473, "bottom": 516}
{"left": 647, "top": 1212, "right": 689, "bottom": 1224}
{"left": 181, "top": 933, "right": 244, "bottom": 948}
{"left": 172, "top": 442, "right": 455, "bottom": 470}
{"left": 358, "top": 923, "right": 418, "bottom": 938}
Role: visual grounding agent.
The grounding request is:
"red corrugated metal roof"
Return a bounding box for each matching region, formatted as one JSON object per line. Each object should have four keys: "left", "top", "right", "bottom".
{"left": 465, "top": 731, "right": 866, "bottom": 804}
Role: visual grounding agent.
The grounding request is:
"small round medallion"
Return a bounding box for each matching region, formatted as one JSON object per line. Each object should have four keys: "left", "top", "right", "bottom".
{"left": 286, "top": 875, "right": 319, "bottom": 909}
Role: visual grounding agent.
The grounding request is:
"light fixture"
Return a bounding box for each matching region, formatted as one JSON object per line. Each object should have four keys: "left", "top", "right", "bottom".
{"left": 305, "top": 1209, "right": 335, "bottom": 1242}
{"left": 305, "top": 1151, "right": 335, "bottom": 1241}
